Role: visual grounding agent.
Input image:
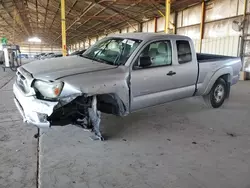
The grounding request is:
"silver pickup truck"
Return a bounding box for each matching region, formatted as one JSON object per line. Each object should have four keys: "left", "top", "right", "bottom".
{"left": 13, "top": 33, "right": 241, "bottom": 140}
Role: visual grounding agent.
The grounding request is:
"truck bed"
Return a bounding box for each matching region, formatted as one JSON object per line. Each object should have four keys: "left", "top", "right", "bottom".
{"left": 197, "top": 53, "right": 237, "bottom": 63}
{"left": 196, "top": 53, "right": 241, "bottom": 96}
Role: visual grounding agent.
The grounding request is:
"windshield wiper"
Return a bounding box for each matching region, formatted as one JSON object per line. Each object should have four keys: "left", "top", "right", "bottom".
{"left": 79, "top": 54, "right": 94, "bottom": 61}
{"left": 114, "top": 46, "right": 124, "bottom": 65}
{"left": 80, "top": 54, "right": 113, "bottom": 65}
{"left": 93, "top": 40, "right": 112, "bottom": 60}
{"left": 114, "top": 40, "right": 128, "bottom": 65}
{"left": 82, "top": 41, "right": 113, "bottom": 64}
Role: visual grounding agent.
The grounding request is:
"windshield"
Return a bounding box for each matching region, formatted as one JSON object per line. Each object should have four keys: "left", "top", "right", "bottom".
{"left": 82, "top": 37, "right": 141, "bottom": 66}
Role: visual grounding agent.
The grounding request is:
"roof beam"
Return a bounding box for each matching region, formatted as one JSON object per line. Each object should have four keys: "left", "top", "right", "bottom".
{"left": 45, "top": 0, "right": 81, "bottom": 36}
{"left": 47, "top": 3, "right": 60, "bottom": 34}
{"left": 68, "top": 6, "right": 108, "bottom": 32}
{"left": 88, "top": 0, "right": 164, "bottom": 4}
{"left": 0, "top": 2, "right": 26, "bottom": 34}
{"left": 36, "top": 0, "right": 38, "bottom": 33}
{"left": 97, "top": 1, "right": 141, "bottom": 23}
{"left": 69, "top": 0, "right": 142, "bottom": 40}
{"left": 29, "top": 0, "right": 63, "bottom": 15}
{"left": 52, "top": 1, "right": 97, "bottom": 43}
{"left": 46, "top": 0, "right": 80, "bottom": 17}
{"left": 0, "top": 13, "right": 24, "bottom": 36}
{"left": 43, "top": 0, "right": 49, "bottom": 32}
{"left": 12, "top": 0, "right": 32, "bottom": 36}
{"left": 70, "top": 0, "right": 118, "bottom": 32}
{"left": 69, "top": 6, "right": 154, "bottom": 41}
{"left": 170, "top": 0, "right": 202, "bottom": 10}
{"left": 67, "top": 0, "right": 78, "bottom": 16}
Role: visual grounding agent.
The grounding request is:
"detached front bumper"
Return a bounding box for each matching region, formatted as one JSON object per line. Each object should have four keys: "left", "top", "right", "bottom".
{"left": 13, "top": 82, "right": 58, "bottom": 128}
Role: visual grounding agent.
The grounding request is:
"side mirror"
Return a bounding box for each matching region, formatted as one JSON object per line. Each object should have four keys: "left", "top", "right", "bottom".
{"left": 139, "top": 56, "right": 152, "bottom": 67}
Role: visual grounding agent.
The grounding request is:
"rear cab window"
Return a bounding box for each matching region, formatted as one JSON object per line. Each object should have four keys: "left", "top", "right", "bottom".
{"left": 176, "top": 40, "right": 192, "bottom": 64}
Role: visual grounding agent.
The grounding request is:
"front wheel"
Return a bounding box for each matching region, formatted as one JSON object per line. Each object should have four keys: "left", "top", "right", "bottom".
{"left": 203, "top": 78, "right": 227, "bottom": 108}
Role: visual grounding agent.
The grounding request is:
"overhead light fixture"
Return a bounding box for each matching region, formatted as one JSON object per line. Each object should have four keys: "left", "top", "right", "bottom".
{"left": 28, "top": 37, "right": 41, "bottom": 43}
{"left": 142, "top": 16, "right": 150, "bottom": 22}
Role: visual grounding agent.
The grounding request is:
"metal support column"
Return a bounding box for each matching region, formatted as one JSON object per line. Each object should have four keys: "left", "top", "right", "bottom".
{"left": 173, "top": 11, "right": 178, "bottom": 34}
{"left": 165, "top": 0, "right": 171, "bottom": 33}
{"left": 241, "top": 0, "right": 248, "bottom": 58}
{"left": 154, "top": 17, "right": 157, "bottom": 33}
{"left": 138, "top": 23, "right": 143, "bottom": 32}
{"left": 13, "top": 9, "right": 17, "bottom": 44}
{"left": 199, "top": 1, "right": 205, "bottom": 53}
{"left": 240, "top": 0, "right": 248, "bottom": 79}
{"left": 29, "top": 44, "right": 31, "bottom": 57}
{"left": 61, "top": 0, "right": 67, "bottom": 56}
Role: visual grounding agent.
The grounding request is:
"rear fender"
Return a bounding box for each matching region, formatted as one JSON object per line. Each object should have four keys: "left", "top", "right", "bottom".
{"left": 203, "top": 67, "right": 233, "bottom": 95}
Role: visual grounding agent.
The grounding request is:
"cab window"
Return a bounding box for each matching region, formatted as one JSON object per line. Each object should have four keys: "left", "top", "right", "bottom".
{"left": 134, "top": 40, "right": 172, "bottom": 69}
{"left": 176, "top": 40, "right": 192, "bottom": 64}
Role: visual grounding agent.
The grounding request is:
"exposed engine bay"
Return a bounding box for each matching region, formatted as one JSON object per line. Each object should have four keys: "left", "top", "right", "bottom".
{"left": 48, "top": 95, "right": 103, "bottom": 140}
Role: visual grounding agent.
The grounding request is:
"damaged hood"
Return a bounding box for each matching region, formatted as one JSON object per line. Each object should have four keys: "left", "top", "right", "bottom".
{"left": 21, "top": 56, "right": 116, "bottom": 80}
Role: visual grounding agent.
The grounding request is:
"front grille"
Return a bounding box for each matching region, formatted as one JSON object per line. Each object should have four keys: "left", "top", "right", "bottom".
{"left": 16, "top": 71, "right": 30, "bottom": 94}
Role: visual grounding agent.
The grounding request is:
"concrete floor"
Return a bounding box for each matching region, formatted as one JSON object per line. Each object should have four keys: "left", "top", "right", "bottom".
{"left": 0, "top": 70, "right": 250, "bottom": 188}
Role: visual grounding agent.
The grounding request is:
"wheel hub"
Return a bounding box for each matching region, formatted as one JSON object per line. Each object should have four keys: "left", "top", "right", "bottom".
{"left": 214, "top": 84, "right": 225, "bottom": 103}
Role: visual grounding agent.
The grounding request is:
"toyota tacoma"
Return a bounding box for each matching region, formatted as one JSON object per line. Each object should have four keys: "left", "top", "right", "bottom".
{"left": 13, "top": 33, "right": 242, "bottom": 140}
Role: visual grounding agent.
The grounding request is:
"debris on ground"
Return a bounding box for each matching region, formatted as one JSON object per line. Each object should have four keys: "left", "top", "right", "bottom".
{"left": 226, "top": 132, "right": 237, "bottom": 137}
{"left": 34, "top": 133, "right": 39, "bottom": 139}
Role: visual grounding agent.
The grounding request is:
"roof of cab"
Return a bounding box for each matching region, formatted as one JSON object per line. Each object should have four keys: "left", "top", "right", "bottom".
{"left": 108, "top": 32, "right": 191, "bottom": 41}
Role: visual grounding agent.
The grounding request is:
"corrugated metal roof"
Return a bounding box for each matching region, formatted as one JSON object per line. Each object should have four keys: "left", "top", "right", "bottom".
{"left": 0, "top": 0, "right": 202, "bottom": 46}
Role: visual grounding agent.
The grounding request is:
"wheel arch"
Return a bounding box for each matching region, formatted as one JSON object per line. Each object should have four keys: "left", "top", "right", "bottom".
{"left": 203, "top": 67, "right": 233, "bottom": 96}
{"left": 96, "top": 93, "right": 127, "bottom": 116}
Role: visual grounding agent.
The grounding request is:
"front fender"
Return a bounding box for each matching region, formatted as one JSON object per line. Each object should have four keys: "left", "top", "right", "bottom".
{"left": 58, "top": 67, "right": 130, "bottom": 115}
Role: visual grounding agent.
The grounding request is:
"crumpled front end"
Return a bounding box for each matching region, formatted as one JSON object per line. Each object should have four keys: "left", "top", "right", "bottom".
{"left": 13, "top": 67, "right": 83, "bottom": 129}
{"left": 13, "top": 66, "right": 129, "bottom": 140}
{"left": 13, "top": 81, "right": 58, "bottom": 128}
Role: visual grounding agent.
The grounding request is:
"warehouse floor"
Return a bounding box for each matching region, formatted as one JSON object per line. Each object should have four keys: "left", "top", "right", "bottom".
{"left": 0, "top": 70, "right": 250, "bottom": 188}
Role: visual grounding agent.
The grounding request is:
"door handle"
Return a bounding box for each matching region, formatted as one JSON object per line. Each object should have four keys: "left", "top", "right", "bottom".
{"left": 167, "top": 71, "right": 176, "bottom": 76}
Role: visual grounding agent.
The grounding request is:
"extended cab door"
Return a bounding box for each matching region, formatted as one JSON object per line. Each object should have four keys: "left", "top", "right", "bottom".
{"left": 170, "top": 40, "right": 198, "bottom": 100}
{"left": 130, "top": 40, "right": 177, "bottom": 111}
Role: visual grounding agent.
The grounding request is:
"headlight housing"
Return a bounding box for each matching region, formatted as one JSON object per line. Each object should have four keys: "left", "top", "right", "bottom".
{"left": 33, "top": 80, "right": 64, "bottom": 99}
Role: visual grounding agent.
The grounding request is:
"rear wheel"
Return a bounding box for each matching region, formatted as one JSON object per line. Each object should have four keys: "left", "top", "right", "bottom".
{"left": 203, "top": 78, "right": 227, "bottom": 108}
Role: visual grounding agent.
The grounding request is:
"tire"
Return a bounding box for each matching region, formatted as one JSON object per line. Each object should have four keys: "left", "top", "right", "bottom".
{"left": 203, "top": 78, "right": 227, "bottom": 108}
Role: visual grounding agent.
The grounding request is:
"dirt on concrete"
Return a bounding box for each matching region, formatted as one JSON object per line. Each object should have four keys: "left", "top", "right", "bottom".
{"left": 0, "top": 71, "right": 37, "bottom": 188}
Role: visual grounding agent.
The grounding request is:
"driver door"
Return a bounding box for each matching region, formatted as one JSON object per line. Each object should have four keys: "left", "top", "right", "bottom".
{"left": 130, "top": 40, "right": 176, "bottom": 111}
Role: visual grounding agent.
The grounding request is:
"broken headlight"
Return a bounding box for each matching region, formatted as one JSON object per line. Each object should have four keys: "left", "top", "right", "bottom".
{"left": 33, "top": 80, "right": 64, "bottom": 99}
